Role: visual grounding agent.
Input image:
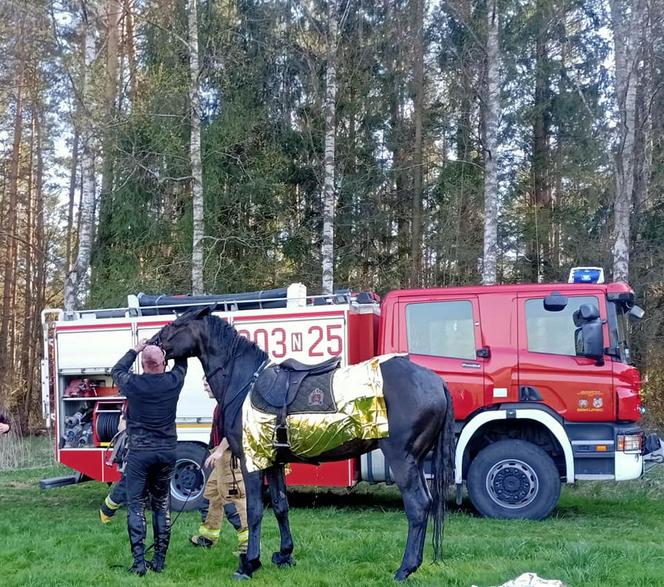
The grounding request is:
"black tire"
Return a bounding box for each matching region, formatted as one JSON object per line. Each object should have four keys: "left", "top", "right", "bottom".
{"left": 170, "top": 442, "right": 210, "bottom": 512}
{"left": 467, "top": 439, "right": 561, "bottom": 520}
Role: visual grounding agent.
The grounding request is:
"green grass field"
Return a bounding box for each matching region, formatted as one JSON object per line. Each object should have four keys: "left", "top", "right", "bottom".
{"left": 1, "top": 447, "right": 663, "bottom": 587}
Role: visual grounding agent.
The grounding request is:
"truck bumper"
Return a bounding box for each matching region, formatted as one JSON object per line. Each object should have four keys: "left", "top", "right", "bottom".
{"left": 614, "top": 449, "right": 644, "bottom": 480}
{"left": 615, "top": 433, "right": 663, "bottom": 480}
{"left": 568, "top": 423, "right": 656, "bottom": 481}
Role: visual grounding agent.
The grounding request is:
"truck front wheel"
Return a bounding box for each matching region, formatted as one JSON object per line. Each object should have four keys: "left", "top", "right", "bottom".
{"left": 467, "top": 439, "right": 561, "bottom": 520}
{"left": 171, "top": 442, "right": 210, "bottom": 512}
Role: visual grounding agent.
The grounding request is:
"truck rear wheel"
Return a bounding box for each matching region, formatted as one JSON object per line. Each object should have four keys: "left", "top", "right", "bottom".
{"left": 171, "top": 442, "right": 209, "bottom": 512}
{"left": 467, "top": 439, "right": 560, "bottom": 520}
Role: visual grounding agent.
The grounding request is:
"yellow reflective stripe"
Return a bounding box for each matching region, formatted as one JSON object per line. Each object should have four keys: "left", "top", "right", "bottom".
{"left": 198, "top": 524, "right": 220, "bottom": 539}
{"left": 177, "top": 424, "right": 211, "bottom": 429}
{"left": 105, "top": 495, "right": 120, "bottom": 510}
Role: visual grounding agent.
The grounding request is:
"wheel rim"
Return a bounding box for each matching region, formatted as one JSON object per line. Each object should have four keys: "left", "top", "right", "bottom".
{"left": 171, "top": 458, "right": 205, "bottom": 502}
{"left": 486, "top": 458, "right": 539, "bottom": 509}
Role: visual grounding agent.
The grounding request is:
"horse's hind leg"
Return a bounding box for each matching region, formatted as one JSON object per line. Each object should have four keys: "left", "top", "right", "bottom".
{"left": 266, "top": 466, "right": 295, "bottom": 567}
{"left": 235, "top": 469, "right": 264, "bottom": 580}
{"left": 381, "top": 441, "right": 432, "bottom": 581}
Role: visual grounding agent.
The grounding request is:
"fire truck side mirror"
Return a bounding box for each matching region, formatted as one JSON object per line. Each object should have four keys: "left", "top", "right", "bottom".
{"left": 574, "top": 303, "right": 604, "bottom": 363}
{"left": 543, "top": 291, "right": 568, "bottom": 312}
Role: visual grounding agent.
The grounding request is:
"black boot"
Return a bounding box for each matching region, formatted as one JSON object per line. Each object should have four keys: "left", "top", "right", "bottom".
{"left": 127, "top": 508, "right": 147, "bottom": 576}
{"left": 147, "top": 509, "right": 171, "bottom": 573}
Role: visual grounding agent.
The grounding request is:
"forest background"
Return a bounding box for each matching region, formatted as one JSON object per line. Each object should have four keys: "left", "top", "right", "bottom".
{"left": 1, "top": 0, "right": 664, "bottom": 433}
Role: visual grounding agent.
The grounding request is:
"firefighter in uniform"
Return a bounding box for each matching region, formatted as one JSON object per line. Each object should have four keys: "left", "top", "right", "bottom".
{"left": 112, "top": 340, "right": 187, "bottom": 576}
{"left": 190, "top": 378, "right": 248, "bottom": 554}
{"left": 99, "top": 411, "right": 128, "bottom": 523}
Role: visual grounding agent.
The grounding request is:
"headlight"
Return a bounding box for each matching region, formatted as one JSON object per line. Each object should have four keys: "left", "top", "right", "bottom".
{"left": 617, "top": 433, "right": 642, "bottom": 453}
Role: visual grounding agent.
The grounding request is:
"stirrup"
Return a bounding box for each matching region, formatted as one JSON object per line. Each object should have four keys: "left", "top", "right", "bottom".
{"left": 273, "top": 425, "right": 290, "bottom": 449}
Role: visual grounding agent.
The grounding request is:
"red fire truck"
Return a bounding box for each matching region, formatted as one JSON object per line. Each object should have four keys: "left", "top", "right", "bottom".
{"left": 41, "top": 271, "right": 662, "bottom": 519}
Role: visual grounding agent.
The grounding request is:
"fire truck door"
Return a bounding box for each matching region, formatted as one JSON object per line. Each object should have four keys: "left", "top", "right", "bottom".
{"left": 517, "top": 293, "right": 614, "bottom": 422}
{"left": 399, "top": 296, "right": 485, "bottom": 419}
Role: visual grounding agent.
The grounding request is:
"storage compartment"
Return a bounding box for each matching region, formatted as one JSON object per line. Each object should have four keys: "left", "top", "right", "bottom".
{"left": 59, "top": 400, "right": 95, "bottom": 448}
{"left": 59, "top": 373, "right": 124, "bottom": 449}
{"left": 56, "top": 328, "right": 133, "bottom": 371}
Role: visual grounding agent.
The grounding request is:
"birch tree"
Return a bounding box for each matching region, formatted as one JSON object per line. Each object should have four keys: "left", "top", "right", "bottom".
{"left": 321, "top": 0, "right": 338, "bottom": 295}
{"left": 482, "top": 0, "right": 500, "bottom": 285}
{"left": 609, "top": 0, "right": 643, "bottom": 282}
{"left": 410, "top": 0, "right": 425, "bottom": 287}
{"left": 64, "top": 1, "right": 99, "bottom": 313}
{"left": 188, "top": 0, "right": 204, "bottom": 295}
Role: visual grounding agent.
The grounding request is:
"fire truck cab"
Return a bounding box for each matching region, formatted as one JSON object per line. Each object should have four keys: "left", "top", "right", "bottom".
{"left": 41, "top": 273, "right": 662, "bottom": 519}
{"left": 381, "top": 270, "right": 661, "bottom": 519}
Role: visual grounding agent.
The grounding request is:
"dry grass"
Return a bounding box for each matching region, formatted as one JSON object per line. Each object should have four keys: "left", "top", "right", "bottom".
{"left": 0, "top": 428, "right": 55, "bottom": 471}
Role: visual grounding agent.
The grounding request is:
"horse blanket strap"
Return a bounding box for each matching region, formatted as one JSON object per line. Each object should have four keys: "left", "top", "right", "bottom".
{"left": 223, "top": 359, "right": 270, "bottom": 434}
{"left": 242, "top": 355, "right": 399, "bottom": 472}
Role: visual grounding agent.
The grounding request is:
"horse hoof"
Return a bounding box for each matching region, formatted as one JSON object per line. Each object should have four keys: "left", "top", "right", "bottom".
{"left": 272, "top": 551, "right": 296, "bottom": 567}
{"left": 394, "top": 569, "right": 412, "bottom": 582}
{"left": 235, "top": 555, "right": 261, "bottom": 579}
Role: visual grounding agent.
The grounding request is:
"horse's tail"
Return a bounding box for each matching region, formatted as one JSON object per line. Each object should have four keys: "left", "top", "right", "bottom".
{"left": 430, "top": 380, "right": 455, "bottom": 562}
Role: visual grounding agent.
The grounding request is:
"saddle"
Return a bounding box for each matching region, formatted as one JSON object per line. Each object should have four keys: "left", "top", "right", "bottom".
{"left": 251, "top": 356, "right": 341, "bottom": 452}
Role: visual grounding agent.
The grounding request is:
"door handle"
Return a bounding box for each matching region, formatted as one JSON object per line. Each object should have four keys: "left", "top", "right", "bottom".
{"left": 476, "top": 346, "right": 491, "bottom": 359}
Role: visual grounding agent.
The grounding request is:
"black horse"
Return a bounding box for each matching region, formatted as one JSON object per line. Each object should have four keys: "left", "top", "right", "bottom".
{"left": 153, "top": 307, "right": 455, "bottom": 581}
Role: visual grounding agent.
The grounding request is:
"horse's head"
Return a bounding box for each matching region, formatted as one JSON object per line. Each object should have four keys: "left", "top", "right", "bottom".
{"left": 151, "top": 304, "right": 215, "bottom": 360}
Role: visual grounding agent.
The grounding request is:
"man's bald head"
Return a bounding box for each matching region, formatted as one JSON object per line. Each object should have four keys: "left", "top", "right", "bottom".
{"left": 141, "top": 345, "right": 166, "bottom": 374}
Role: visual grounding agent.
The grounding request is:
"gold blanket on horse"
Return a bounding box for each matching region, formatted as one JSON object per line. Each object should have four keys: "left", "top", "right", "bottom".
{"left": 242, "top": 355, "right": 397, "bottom": 472}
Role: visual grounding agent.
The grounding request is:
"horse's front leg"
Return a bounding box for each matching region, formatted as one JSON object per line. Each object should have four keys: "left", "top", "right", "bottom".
{"left": 235, "top": 469, "right": 264, "bottom": 580}
{"left": 266, "top": 466, "right": 295, "bottom": 567}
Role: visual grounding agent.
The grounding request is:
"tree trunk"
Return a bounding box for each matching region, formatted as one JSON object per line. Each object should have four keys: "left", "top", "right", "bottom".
{"left": 610, "top": 0, "right": 643, "bottom": 282}
{"left": 482, "top": 0, "right": 500, "bottom": 285}
{"left": 188, "top": 0, "right": 204, "bottom": 295}
{"left": 20, "top": 108, "right": 36, "bottom": 431}
{"left": 0, "top": 28, "right": 25, "bottom": 389}
{"left": 29, "top": 104, "right": 46, "bottom": 429}
{"left": 530, "top": 0, "right": 551, "bottom": 282}
{"left": 99, "top": 0, "right": 121, "bottom": 216}
{"left": 65, "top": 127, "right": 80, "bottom": 273}
{"left": 123, "top": 0, "right": 138, "bottom": 102}
{"left": 65, "top": 2, "right": 98, "bottom": 313}
{"left": 321, "top": 0, "right": 338, "bottom": 295}
{"left": 410, "top": 0, "right": 425, "bottom": 287}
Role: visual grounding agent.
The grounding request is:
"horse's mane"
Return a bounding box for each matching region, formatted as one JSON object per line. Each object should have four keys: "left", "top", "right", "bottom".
{"left": 204, "top": 314, "right": 267, "bottom": 364}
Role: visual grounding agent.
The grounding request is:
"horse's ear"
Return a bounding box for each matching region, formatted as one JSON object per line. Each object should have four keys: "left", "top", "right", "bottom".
{"left": 171, "top": 304, "right": 214, "bottom": 326}
{"left": 194, "top": 304, "right": 215, "bottom": 319}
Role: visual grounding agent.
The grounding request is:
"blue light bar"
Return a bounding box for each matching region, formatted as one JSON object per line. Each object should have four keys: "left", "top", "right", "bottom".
{"left": 568, "top": 267, "right": 605, "bottom": 284}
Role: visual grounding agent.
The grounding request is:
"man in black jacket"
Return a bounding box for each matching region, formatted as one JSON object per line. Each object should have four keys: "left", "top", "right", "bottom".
{"left": 111, "top": 340, "right": 187, "bottom": 576}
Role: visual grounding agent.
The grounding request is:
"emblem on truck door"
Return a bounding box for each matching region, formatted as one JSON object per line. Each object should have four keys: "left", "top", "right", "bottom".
{"left": 577, "top": 390, "right": 604, "bottom": 411}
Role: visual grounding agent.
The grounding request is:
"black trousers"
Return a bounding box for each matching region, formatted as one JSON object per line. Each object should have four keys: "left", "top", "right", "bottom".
{"left": 108, "top": 473, "right": 127, "bottom": 506}
{"left": 125, "top": 448, "right": 175, "bottom": 564}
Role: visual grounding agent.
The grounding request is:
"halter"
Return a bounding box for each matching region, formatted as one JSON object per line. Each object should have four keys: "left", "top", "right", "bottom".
{"left": 203, "top": 324, "right": 269, "bottom": 432}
